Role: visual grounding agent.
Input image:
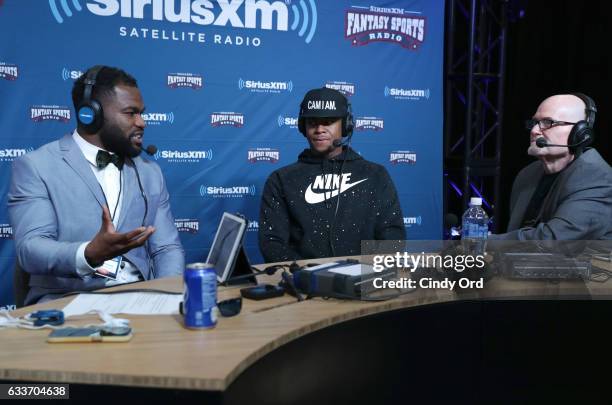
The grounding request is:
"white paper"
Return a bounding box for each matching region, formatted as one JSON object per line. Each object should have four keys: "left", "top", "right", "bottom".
{"left": 302, "top": 261, "right": 376, "bottom": 276}
{"left": 327, "top": 264, "right": 375, "bottom": 276}
{"left": 62, "top": 292, "right": 182, "bottom": 318}
{"left": 301, "top": 262, "right": 340, "bottom": 272}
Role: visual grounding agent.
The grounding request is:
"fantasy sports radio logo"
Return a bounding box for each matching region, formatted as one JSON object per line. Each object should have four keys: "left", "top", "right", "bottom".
{"left": 153, "top": 148, "right": 213, "bottom": 163}
{"left": 199, "top": 184, "right": 257, "bottom": 198}
{"left": 345, "top": 5, "right": 426, "bottom": 50}
{"left": 247, "top": 219, "right": 259, "bottom": 232}
{"left": 325, "top": 81, "right": 355, "bottom": 97}
{"left": 210, "top": 112, "right": 244, "bottom": 128}
{"left": 61, "top": 67, "right": 84, "bottom": 81}
{"left": 248, "top": 148, "right": 280, "bottom": 163}
{"left": 47, "top": 0, "right": 318, "bottom": 45}
{"left": 174, "top": 218, "right": 200, "bottom": 234}
{"left": 403, "top": 216, "right": 422, "bottom": 228}
{"left": 238, "top": 78, "right": 293, "bottom": 94}
{"left": 30, "top": 105, "right": 71, "bottom": 123}
{"left": 167, "top": 73, "right": 203, "bottom": 89}
{"left": 0, "top": 63, "right": 19, "bottom": 81}
{"left": 277, "top": 115, "right": 298, "bottom": 129}
{"left": 142, "top": 112, "right": 175, "bottom": 126}
{"left": 0, "top": 147, "right": 34, "bottom": 162}
{"left": 0, "top": 224, "right": 13, "bottom": 239}
{"left": 390, "top": 151, "right": 417, "bottom": 164}
{"left": 384, "top": 86, "right": 430, "bottom": 101}
{"left": 355, "top": 117, "right": 384, "bottom": 131}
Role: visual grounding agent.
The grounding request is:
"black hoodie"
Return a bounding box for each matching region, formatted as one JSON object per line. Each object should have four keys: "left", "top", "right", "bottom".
{"left": 259, "top": 147, "right": 405, "bottom": 263}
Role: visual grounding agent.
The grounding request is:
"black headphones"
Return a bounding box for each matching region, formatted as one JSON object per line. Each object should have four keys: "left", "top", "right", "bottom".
{"left": 298, "top": 97, "right": 355, "bottom": 137}
{"left": 568, "top": 92, "right": 597, "bottom": 154}
{"left": 77, "top": 65, "right": 104, "bottom": 133}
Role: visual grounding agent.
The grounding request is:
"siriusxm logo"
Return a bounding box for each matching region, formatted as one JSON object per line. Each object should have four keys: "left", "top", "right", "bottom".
{"left": 277, "top": 115, "right": 298, "bottom": 128}
{"left": 210, "top": 112, "right": 244, "bottom": 127}
{"left": 175, "top": 218, "right": 200, "bottom": 234}
{"left": 49, "top": 0, "right": 317, "bottom": 44}
{"left": 325, "top": 81, "right": 355, "bottom": 97}
{"left": 390, "top": 151, "right": 417, "bottom": 164}
{"left": 143, "top": 112, "right": 175, "bottom": 125}
{"left": 403, "top": 216, "right": 422, "bottom": 227}
{"left": 355, "top": 117, "right": 384, "bottom": 131}
{"left": 199, "top": 184, "right": 257, "bottom": 198}
{"left": 0, "top": 224, "right": 13, "bottom": 239}
{"left": 167, "top": 73, "right": 203, "bottom": 89}
{"left": 0, "top": 148, "right": 33, "bottom": 161}
{"left": 248, "top": 148, "right": 280, "bottom": 163}
{"left": 238, "top": 78, "right": 293, "bottom": 93}
{"left": 345, "top": 6, "right": 426, "bottom": 50}
{"left": 61, "top": 67, "right": 84, "bottom": 81}
{"left": 384, "top": 86, "right": 430, "bottom": 101}
{"left": 154, "top": 148, "right": 213, "bottom": 163}
{"left": 30, "top": 105, "right": 71, "bottom": 122}
{"left": 0, "top": 63, "right": 18, "bottom": 81}
{"left": 247, "top": 219, "right": 259, "bottom": 232}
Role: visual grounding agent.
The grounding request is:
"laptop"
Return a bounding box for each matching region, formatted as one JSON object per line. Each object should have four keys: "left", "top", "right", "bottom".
{"left": 206, "top": 212, "right": 249, "bottom": 283}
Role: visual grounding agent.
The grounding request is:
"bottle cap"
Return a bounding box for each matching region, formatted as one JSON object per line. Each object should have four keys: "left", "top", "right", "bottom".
{"left": 470, "top": 197, "right": 482, "bottom": 206}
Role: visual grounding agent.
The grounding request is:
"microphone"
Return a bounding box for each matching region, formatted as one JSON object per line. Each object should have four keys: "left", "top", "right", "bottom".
{"left": 333, "top": 138, "right": 348, "bottom": 148}
{"left": 128, "top": 134, "right": 157, "bottom": 156}
{"left": 144, "top": 145, "right": 157, "bottom": 156}
{"left": 536, "top": 137, "right": 589, "bottom": 148}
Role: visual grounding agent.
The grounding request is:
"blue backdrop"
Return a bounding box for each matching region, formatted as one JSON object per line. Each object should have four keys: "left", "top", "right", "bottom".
{"left": 0, "top": 0, "right": 444, "bottom": 308}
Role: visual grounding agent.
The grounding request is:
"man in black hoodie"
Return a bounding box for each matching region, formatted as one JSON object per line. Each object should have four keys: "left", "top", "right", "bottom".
{"left": 258, "top": 87, "right": 406, "bottom": 263}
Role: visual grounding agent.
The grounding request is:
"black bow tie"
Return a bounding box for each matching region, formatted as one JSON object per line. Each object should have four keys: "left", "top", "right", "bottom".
{"left": 96, "top": 150, "right": 124, "bottom": 170}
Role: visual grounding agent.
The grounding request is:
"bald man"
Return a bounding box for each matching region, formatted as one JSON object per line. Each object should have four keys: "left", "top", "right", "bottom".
{"left": 491, "top": 93, "right": 612, "bottom": 240}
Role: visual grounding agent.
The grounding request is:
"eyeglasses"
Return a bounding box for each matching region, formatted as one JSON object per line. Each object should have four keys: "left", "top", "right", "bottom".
{"left": 179, "top": 297, "right": 242, "bottom": 318}
{"left": 525, "top": 118, "right": 577, "bottom": 131}
{"left": 217, "top": 297, "right": 242, "bottom": 317}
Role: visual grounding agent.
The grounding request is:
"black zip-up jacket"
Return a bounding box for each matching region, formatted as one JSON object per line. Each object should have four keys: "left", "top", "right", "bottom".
{"left": 258, "top": 147, "right": 406, "bottom": 263}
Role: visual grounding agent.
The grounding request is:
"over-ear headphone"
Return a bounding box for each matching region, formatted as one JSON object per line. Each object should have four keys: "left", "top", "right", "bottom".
{"left": 77, "top": 65, "right": 104, "bottom": 133}
{"left": 568, "top": 92, "right": 597, "bottom": 154}
{"left": 298, "top": 92, "right": 355, "bottom": 137}
{"left": 343, "top": 101, "right": 355, "bottom": 138}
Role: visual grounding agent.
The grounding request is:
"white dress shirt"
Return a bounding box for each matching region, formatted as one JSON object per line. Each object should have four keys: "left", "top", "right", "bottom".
{"left": 72, "top": 131, "right": 143, "bottom": 285}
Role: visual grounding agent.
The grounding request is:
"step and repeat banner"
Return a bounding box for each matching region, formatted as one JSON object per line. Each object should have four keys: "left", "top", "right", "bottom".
{"left": 0, "top": 0, "right": 444, "bottom": 307}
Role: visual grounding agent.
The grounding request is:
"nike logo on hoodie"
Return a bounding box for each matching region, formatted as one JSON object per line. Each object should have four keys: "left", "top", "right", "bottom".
{"left": 304, "top": 173, "right": 368, "bottom": 204}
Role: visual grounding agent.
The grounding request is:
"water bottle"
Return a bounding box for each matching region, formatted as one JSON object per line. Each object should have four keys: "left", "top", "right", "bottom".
{"left": 461, "top": 197, "right": 488, "bottom": 256}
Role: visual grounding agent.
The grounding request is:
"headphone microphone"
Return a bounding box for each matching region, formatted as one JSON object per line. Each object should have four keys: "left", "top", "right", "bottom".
{"left": 127, "top": 133, "right": 157, "bottom": 156}
{"left": 144, "top": 144, "right": 157, "bottom": 156}
{"left": 332, "top": 138, "right": 350, "bottom": 148}
{"left": 535, "top": 136, "right": 590, "bottom": 149}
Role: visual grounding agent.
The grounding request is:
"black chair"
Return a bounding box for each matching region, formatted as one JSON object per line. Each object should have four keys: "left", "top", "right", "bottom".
{"left": 13, "top": 261, "right": 30, "bottom": 308}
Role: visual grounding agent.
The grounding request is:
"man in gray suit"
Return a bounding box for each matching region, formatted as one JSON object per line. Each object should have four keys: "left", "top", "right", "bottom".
{"left": 8, "top": 65, "right": 184, "bottom": 304}
{"left": 492, "top": 93, "right": 612, "bottom": 240}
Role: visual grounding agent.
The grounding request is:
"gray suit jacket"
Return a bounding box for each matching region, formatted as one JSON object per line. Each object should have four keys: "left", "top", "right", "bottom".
{"left": 8, "top": 134, "right": 185, "bottom": 304}
{"left": 491, "top": 148, "right": 612, "bottom": 240}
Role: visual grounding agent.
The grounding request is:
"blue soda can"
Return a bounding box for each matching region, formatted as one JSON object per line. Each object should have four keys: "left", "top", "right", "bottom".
{"left": 183, "top": 263, "right": 218, "bottom": 329}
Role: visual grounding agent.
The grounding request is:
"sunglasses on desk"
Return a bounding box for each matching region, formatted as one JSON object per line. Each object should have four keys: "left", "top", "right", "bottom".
{"left": 179, "top": 297, "right": 242, "bottom": 317}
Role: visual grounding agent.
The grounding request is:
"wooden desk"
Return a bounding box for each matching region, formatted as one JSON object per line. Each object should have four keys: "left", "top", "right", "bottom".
{"left": 2, "top": 259, "right": 612, "bottom": 401}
